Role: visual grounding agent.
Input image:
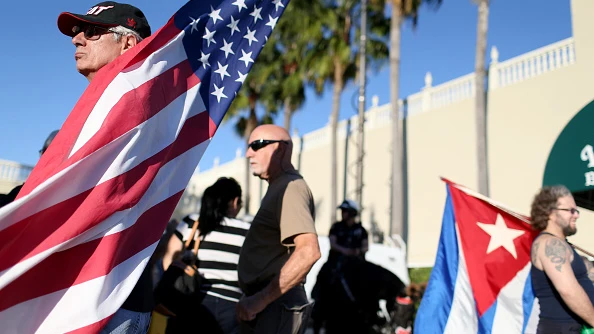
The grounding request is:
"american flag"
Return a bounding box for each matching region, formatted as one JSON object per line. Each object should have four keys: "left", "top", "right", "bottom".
{"left": 0, "top": 0, "right": 289, "bottom": 332}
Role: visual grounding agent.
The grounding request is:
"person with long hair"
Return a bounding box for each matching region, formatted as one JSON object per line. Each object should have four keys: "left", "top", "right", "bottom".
{"left": 530, "top": 185, "right": 594, "bottom": 333}
{"left": 163, "top": 177, "right": 249, "bottom": 334}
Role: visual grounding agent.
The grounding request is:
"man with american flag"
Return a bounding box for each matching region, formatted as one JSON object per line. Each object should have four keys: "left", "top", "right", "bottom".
{"left": 58, "top": 3, "right": 155, "bottom": 332}
{"left": 0, "top": 0, "right": 290, "bottom": 332}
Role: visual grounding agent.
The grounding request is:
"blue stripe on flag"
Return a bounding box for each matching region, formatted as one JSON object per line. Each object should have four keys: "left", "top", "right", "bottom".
{"left": 478, "top": 300, "right": 497, "bottom": 334}
{"left": 414, "top": 186, "right": 460, "bottom": 333}
{"left": 522, "top": 270, "right": 535, "bottom": 333}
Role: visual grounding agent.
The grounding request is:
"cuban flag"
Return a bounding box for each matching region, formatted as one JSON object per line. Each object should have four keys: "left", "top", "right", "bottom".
{"left": 0, "top": 0, "right": 288, "bottom": 332}
{"left": 414, "top": 178, "right": 540, "bottom": 333}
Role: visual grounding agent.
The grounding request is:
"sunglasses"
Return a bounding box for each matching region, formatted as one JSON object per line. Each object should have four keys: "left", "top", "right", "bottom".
{"left": 72, "top": 25, "right": 122, "bottom": 40}
{"left": 248, "top": 139, "right": 288, "bottom": 151}
{"left": 554, "top": 207, "right": 580, "bottom": 215}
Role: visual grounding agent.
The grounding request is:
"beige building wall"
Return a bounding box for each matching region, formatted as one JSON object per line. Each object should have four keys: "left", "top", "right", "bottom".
{"left": 406, "top": 97, "right": 478, "bottom": 266}
{"left": 171, "top": 0, "right": 594, "bottom": 267}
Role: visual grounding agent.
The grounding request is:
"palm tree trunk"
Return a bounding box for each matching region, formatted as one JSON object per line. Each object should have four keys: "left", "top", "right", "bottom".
{"left": 330, "top": 59, "right": 344, "bottom": 224}
{"left": 390, "top": 3, "right": 404, "bottom": 238}
{"left": 475, "top": 0, "right": 489, "bottom": 196}
{"left": 244, "top": 106, "right": 258, "bottom": 215}
{"left": 355, "top": 0, "right": 368, "bottom": 208}
{"left": 283, "top": 97, "right": 292, "bottom": 131}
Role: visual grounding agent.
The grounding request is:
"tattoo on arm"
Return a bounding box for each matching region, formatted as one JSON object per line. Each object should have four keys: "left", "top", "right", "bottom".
{"left": 545, "top": 238, "right": 568, "bottom": 272}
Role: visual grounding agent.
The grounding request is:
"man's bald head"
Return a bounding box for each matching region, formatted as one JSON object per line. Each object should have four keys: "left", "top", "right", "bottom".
{"left": 249, "top": 124, "right": 293, "bottom": 154}
{"left": 250, "top": 124, "right": 291, "bottom": 141}
{"left": 246, "top": 124, "right": 295, "bottom": 181}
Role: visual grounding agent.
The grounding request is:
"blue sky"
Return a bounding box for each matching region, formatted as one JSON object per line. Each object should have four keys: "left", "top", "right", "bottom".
{"left": 0, "top": 0, "right": 572, "bottom": 171}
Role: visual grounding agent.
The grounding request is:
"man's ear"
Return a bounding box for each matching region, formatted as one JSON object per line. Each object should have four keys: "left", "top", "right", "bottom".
{"left": 120, "top": 35, "right": 139, "bottom": 54}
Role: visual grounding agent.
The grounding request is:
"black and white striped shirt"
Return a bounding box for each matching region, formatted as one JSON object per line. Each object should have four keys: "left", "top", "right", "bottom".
{"left": 176, "top": 214, "right": 250, "bottom": 302}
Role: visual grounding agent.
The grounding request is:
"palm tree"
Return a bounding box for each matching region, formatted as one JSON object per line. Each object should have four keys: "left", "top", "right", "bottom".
{"left": 280, "top": 65, "right": 306, "bottom": 131}
{"left": 386, "top": 0, "right": 441, "bottom": 239}
{"left": 269, "top": 0, "right": 319, "bottom": 131}
{"left": 223, "top": 43, "right": 281, "bottom": 215}
{"left": 474, "top": 0, "right": 489, "bottom": 196}
{"left": 223, "top": 0, "right": 323, "bottom": 212}
{"left": 306, "top": 0, "right": 389, "bottom": 224}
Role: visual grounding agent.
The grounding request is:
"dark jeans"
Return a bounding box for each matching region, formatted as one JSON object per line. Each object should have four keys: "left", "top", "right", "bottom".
{"left": 240, "top": 285, "right": 313, "bottom": 334}
{"left": 537, "top": 319, "right": 582, "bottom": 334}
{"left": 200, "top": 294, "right": 240, "bottom": 334}
{"left": 100, "top": 309, "right": 152, "bottom": 334}
{"left": 166, "top": 294, "right": 239, "bottom": 334}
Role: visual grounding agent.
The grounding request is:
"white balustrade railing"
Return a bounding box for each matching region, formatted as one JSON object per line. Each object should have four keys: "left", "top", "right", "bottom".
{"left": 406, "top": 92, "right": 425, "bottom": 116}
{"left": 194, "top": 38, "right": 578, "bottom": 174}
{"left": 366, "top": 103, "right": 392, "bottom": 127}
{"left": 429, "top": 73, "right": 476, "bottom": 109}
{"left": 490, "top": 37, "right": 575, "bottom": 89}
{"left": 302, "top": 127, "right": 329, "bottom": 151}
{"left": 0, "top": 160, "right": 33, "bottom": 183}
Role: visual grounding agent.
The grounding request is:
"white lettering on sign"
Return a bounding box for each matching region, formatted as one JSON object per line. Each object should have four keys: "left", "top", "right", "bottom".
{"left": 585, "top": 171, "right": 594, "bottom": 187}
{"left": 86, "top": 5, "right": 114, "bottom": 15}
{"left": 581, "top": 144, "right": 594, "bottom": 168}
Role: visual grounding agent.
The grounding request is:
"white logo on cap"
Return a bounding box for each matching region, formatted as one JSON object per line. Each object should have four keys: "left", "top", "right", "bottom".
{"left": 86, "top": 5, "right": 114, "bottom": 15}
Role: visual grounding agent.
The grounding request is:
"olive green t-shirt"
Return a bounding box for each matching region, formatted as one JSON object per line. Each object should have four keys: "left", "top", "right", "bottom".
{"left": 238, "top": 172, "right": 317, "bottom": 294}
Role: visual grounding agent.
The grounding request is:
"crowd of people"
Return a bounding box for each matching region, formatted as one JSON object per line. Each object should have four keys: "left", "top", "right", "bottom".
{"left": 2, "top": 1, "right": 594, "bottom": 334}
{"left": 143, "top": 123, "right": 323, "bottom": 334}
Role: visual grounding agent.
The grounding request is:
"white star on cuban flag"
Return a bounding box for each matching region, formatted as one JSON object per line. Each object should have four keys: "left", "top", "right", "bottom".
{"left": 477, "top": 213, "right": 526, "bottom": 259}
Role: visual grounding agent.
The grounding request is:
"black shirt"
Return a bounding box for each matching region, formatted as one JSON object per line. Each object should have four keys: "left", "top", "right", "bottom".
{"left": 0, "top": 184, "right": 23, "bottom": 208}
{"left": 328, "top": 221, "right": 368, "bottom": 261}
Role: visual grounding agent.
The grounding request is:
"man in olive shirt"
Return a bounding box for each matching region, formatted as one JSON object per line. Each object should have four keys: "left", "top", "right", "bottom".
{"left": 237, "top": 124, "right": 321, "bottom": 334}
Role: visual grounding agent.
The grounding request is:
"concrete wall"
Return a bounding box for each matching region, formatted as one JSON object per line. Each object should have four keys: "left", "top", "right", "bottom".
{"left": 406, "top": 97, "right": 478, "bottom": 266}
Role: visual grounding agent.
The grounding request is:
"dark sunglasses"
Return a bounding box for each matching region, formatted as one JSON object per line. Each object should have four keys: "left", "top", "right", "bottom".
{"left": 72, "top": 25, "right": 121, "bottom": 40}
{"left": 554, "top": 207, "right": 580, "bottom": 215}
{"left": 248, "top": 139, "right": 288, "bottom": 151}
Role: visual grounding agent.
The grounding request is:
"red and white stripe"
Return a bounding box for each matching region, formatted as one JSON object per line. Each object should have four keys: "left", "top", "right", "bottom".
{"left": 0, "top": 14, "right": 216, "bottom": 333}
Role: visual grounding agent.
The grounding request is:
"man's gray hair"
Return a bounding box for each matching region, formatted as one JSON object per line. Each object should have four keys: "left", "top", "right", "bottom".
{"left": 110, "top": 25, "right": 143, "bottom": 43}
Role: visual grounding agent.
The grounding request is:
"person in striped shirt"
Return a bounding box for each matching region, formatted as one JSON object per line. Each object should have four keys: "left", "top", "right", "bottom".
{"left": 163, "top": 177, "right": 249, "bottom": 334}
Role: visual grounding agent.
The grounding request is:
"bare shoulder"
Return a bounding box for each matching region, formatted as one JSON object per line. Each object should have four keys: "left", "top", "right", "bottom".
{"left": 535, "top": 234, "right": 573, "bottom": 273}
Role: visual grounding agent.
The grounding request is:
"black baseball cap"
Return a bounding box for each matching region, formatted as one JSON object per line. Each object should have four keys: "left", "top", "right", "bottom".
{"left": 57, "top": 1, "right": 151, "bottom": 39}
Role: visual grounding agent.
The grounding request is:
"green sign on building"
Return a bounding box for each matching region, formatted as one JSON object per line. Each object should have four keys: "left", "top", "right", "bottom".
{"left": 543, "top": 100, "right": 594, "bottom": 198}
